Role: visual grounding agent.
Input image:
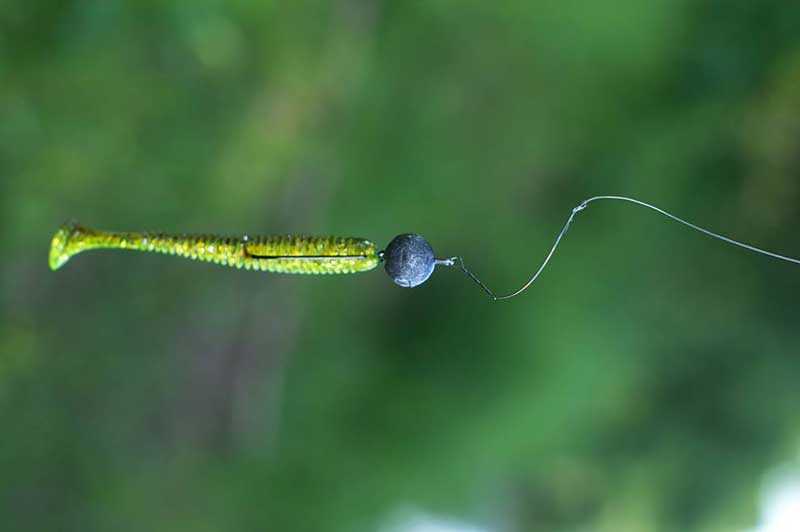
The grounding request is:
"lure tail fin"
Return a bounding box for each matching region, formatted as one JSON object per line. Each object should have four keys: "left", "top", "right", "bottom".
{"left": 49, "top": 221, "right": 92, "bottom": 271}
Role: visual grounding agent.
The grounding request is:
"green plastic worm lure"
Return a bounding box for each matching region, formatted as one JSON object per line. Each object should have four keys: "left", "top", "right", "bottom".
{"left": 49, "top": 222, "right": 381, "bottom": 275}
{"left": 49, "top": 196, "right": 800, "bottom": 299}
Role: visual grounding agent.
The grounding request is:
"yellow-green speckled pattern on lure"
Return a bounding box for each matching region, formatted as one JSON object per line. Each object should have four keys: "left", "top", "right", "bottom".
{"left": 49, "top": 221, "right": 379, "bottom": 274}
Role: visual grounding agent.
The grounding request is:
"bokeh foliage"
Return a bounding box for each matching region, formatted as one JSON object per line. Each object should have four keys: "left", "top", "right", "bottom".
{"left": 2, "top": 1, "right": 800, "bottom": 530}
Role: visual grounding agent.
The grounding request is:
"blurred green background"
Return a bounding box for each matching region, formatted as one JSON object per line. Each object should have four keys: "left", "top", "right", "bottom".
{"left": 3, "top": 1, "right": 800, "bottom": 531}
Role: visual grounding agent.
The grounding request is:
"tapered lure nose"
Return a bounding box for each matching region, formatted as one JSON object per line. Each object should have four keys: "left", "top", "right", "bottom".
{"left": 382, "top": 233, "right": 438, "bottom": 287}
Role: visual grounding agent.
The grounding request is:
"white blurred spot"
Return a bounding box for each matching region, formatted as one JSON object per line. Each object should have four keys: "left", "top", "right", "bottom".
{"left": 750, "top": 465, "right": 800, "bottom": 532}
{"left": 382, "top": 510, "right": 490, "bottom": 532}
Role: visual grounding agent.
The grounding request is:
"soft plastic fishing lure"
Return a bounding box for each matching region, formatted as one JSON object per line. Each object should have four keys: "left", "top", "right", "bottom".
{"left": 49, "top": 222, "right": 379, "bottom": 274}
{"left": 49, "top": 196, "right": 800, "bottom": 299}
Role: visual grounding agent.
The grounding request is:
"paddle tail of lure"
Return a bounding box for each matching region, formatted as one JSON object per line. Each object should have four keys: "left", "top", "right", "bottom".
{"left": 48, "top": 221, "right": 379, "bottom": 274}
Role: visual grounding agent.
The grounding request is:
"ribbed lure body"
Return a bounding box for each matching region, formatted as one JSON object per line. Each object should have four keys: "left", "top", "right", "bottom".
{"left": 49, "top": 222, "right": 379, "bottom": 274}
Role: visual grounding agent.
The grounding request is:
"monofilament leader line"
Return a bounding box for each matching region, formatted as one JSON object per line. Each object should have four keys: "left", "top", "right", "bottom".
{"left": 49, "top": 195, "right": 800, "bottom": 300}
{"left": 451, "top": 195, "right": 800, "bottom": 300}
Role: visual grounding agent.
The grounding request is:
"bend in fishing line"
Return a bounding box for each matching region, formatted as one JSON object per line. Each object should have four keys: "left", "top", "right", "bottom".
{"left": 444, "top": 195, "right": 800, "bottom": 301}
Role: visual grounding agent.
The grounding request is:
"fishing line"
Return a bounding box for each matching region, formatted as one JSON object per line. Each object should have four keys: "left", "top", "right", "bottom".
{"left": 447, "top": 195, "right": 800, "bottom": 301}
